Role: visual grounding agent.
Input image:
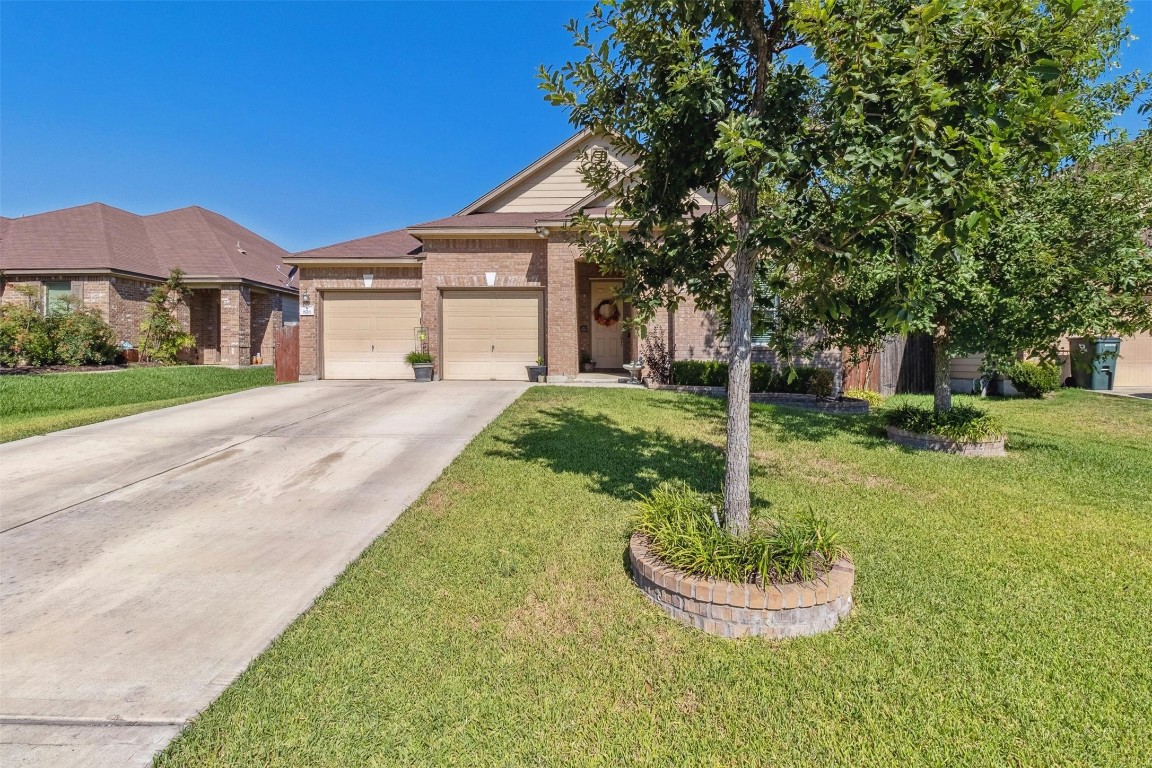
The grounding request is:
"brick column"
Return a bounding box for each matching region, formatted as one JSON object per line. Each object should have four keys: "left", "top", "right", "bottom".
{"left": 220, "top": 284, "right": 252, "bottom": 366}
{"left": 546, "top": 238, "right": 580, "bottom": 380}
{"left": 298, "top": 276, "right": 319, "bottom": 378}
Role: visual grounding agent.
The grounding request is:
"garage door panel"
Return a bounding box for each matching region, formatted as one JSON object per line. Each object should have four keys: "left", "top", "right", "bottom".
{"left": 442, "top": 291, "right": 541, "bottom": 380}
{"left": 1117, "top": 330, "right": 1152, "bottom": 387}
{"left": 322, "top": 292, "right": 420, "bottom": 379}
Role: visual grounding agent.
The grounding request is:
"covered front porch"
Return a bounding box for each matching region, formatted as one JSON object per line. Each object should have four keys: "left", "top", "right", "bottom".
{"left": 573, "top": 260, "right": 637, "bottom": 376}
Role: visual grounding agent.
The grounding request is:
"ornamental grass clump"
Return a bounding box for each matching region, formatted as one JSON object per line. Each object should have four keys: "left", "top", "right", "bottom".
{"left": 885, "top": 402, "right": 1004, "bottom": 442}
{"left": 843, "top": 388, "right": 885, "bottom": 408}
{"left": 404, "top": 351, "right": 434, "bottom": 366}
{"left": 634, "top": 481, "right": 845, "bottom": 585}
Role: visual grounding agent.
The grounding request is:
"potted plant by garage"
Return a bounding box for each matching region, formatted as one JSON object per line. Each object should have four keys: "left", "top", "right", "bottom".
{"left": 405, "top": 351, "right": 435, "bottom": 382}
{"left": 526, "top": 356, "right": 547, "bottom": 382}
{"left": 580, "top": 350, "right": 596, "bottom": 372}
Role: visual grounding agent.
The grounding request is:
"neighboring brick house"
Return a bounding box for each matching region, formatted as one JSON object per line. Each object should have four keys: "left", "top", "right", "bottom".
{"left": 0, "top": 203, "right": 299, "bottom": 365}
{"left": 288, "top": 131, "right": 839, "bottom": 382}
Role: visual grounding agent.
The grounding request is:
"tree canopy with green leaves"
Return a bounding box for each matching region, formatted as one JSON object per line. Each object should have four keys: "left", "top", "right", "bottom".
{"left": 541, "top": 0, "right": 1143, "bottom": 534}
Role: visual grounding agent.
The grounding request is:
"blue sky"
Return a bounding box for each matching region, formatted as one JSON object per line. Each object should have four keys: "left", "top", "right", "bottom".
{"left": 2, "top": 1, "right": 1149, "bottom": 252}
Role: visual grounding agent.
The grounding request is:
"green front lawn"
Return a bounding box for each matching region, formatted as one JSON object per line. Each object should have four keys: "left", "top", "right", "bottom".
{"left": 156, "top": 388, "right": 1151, "bottom": 767}
{"left": 0, "top": 365, "right": 275, "bottom": 442}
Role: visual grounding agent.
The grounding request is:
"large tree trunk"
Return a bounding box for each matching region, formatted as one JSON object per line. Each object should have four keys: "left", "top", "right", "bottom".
{"left": 724, "top": 193, "right": 756, "bottom": 537}
{"left": 932, "top": 326, "right": 952, "bottom": 413}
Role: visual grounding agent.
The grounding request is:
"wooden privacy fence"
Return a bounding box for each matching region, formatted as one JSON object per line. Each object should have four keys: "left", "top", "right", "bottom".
{"left": 274, "top": 324, "right": 300, "bottom": 383}
{"left": 842, "top": 333, "right": 934, "bottom": 395}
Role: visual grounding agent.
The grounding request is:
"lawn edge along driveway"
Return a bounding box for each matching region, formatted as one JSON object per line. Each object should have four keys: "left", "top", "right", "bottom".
{"left": 0, "top": 366, "right": 275, "bottom": 442}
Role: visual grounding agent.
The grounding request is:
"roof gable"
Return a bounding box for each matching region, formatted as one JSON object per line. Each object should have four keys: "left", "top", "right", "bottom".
{"left": 458, "top": 131, "right": 636, "bottom": 216}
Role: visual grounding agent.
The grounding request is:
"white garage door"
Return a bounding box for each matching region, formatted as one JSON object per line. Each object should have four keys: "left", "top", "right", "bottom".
{"left": 1116, "top": 330, "right": 1152, "bottom": 387}
{"left": 442, "top": 291, "right": 541, "bottom": 380}
{"left": 322, "top": 291, "right": 421, "bottom": 379}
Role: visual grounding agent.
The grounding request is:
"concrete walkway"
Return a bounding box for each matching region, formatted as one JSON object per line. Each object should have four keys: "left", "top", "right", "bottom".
{"left": 0, "top": 380, "right": 526, "bottom": 767}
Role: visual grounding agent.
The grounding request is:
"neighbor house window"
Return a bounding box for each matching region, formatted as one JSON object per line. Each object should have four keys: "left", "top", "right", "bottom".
{"left": 44, "top": 281, "right": 72, "bottom": 314}
{"left": 282, "top": 297, "right": 300, "bottom": 324}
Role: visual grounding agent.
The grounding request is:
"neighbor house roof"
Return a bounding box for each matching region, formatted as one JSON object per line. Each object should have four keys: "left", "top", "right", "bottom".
{"left": 290, "top": 229, "right": 423, "bottom": 262}
{"left": 0, "top": 202, "right": 297, "bottom": 292}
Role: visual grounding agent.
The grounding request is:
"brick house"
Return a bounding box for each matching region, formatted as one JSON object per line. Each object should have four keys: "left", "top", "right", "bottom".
{"left": 0, "top": 203, "right": 298, "bottom": 365}
{"left": 289, "top": 132, "right": 842, "bottom": 382}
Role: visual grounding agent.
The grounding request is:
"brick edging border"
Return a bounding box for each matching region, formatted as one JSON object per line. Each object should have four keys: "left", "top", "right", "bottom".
{"left": 885, "top": 426, "right": 1007, "bottom": 456}
{"left": 628, "top": 533, "right": 854, "bottom": 639}
{"left": 646, "top": 383, "right": 869, "bottom": 414}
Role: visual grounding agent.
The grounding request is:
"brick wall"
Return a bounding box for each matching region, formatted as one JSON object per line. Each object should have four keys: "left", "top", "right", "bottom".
{"left": 544, "top": 238, "right": 579, "bottom": 378}
{"left": 189, "top": 289, "right": 221, "bottom": 364}
{"left": 109, "top": 276, "right": 159, "bottom": 346}
{"left": 220, "top": 284, "right": 252, "bottom": 366}
{"left": 249, "top": 291, "right": 278, "bottom": 364}
{"left": 671, "top": 295, "right": 725, "bottom": 361}
{"left": 297, "top": 265, "right": 423, "bottom": 377}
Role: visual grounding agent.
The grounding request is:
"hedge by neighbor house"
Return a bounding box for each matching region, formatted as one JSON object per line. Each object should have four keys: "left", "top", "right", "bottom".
{"left": 671, "top": 360, "right": 827, "bottom": 394}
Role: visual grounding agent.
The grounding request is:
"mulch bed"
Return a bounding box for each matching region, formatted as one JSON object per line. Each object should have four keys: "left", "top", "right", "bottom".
{"left": 0, "top": 363, "right": 162, "bottom": 376}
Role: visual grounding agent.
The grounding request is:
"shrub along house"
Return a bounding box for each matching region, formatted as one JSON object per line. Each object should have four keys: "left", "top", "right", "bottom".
{"left": 288, "top": 132, "right": 843, "bottom": 383}
{"left": 0, "top": 202, "right": 299, "bottom": 365}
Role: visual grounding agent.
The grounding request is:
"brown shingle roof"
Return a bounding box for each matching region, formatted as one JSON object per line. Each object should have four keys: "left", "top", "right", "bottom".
{"left": 291, "top": 229, "right": 423, "bottom": 261}
{"left": 407, "top": 212, "right": 562, "bottom": 231}
{"left": 0, "top": 202, "right": 296, "bottom": 292}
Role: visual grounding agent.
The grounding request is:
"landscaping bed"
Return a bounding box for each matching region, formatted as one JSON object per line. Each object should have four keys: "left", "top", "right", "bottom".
{"left": 629, "top": 533, "right": 854, "bottom": 639}
{"left": 0, "top": 362, "right": 160, "bottom": 376}
{"left": 156, "top": 387, "right": 1152, "bottom": 768}
{"left": 885, "top": 425, "right": 1007, "bottom": 456}
{"left": 0, "top": 365, "right": 275, "bottom": 442}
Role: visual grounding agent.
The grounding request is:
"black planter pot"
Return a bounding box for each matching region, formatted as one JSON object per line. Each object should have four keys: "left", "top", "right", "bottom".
{"left": 412, "top": 364, "right": 434, "bottom": 382}
{"left": 526, "top": 365, "right": 547, "bottom": 382}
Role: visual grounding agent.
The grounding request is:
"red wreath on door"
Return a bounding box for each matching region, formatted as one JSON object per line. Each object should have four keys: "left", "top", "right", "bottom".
{"left": 594, "top": 298, "right": 621, "bottom": 327}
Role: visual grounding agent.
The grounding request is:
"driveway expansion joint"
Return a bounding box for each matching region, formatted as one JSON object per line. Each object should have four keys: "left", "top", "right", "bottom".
{"left": 0, "top": 716, "right": 186, "bottom": 728}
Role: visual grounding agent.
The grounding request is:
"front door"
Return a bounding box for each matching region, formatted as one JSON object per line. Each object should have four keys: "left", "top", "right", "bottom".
{"left": 590, "top": 281, "right": 624, "bottom": 369}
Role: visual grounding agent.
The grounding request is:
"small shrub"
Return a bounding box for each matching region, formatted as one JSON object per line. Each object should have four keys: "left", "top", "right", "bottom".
{"left": 139, "top": 269, "right": 196, "bottom": 364}
{"left": 634, "top": 480, "right": 846, "bottom": 585}
{"left": 640, "top": 324, "right": 672, "bottom": 384}
{"left": 844, "top": 387, "right": 885, "bottom": 408}
{"left": 0, "top": 288, "right": 54, "bottom": 366}
{"left": 807, "top": 368, "right": 835, "bottom": 398}
{"left": 885, "top": 403, "right": 1004, "bottom": 442}
{"left": 405, "top": 351, "right": 434, "bottom": 366}
{"left": 50, "top": 298, "right": 118, "bottom": 366}
{"left": 1003, "top": 360, "right": 1061, "bottom": 398}
{"left": 671, "top": 359, "right": 727, "bottom": 387}
{"left": 671, "top": 361, "right": 829, "bottom": 394}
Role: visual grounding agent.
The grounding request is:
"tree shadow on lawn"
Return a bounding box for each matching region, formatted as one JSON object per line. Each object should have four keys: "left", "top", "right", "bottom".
{"left": 488, "top": 406, "right": 768, "bottom": 507}
{"left": 644, "top": 393, "right": 889, "bottom": 448}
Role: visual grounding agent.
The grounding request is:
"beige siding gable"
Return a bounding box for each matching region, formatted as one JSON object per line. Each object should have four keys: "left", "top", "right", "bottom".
{"left": 478, "top": 137, "right": 635, "bottom": 214}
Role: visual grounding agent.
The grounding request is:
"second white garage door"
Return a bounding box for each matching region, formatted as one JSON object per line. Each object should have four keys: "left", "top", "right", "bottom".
{"left": 322, "top": 291, "right": 421, "bottom": 379}
{"left": 442, "top": 291, "right": 541, "bottom": 380}
{"left": 1116, "top": 330, "right": 1152, "bottom": 387}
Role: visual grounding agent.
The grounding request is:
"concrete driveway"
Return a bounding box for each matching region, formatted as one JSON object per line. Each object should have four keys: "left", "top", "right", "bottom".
{"left": 0, "top": 380, "right": 526, "bottom": 767}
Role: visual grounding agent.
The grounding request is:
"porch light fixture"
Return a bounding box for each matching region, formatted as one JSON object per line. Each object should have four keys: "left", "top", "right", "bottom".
{"left": 362, "top": 273, "right": 374, "bottom": 288}
{"left": 535, "top": 226, "right": 550, "bottom": 238}
{"left": 485, "top": 272, "right": 497, "bottom": 287}
{"left": 301, "top": 291, "right": 311, "bottom": 305}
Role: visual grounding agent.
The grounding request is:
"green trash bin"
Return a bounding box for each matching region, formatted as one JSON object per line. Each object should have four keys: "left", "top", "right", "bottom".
{"left": 1071, "top": 337, "right": 1121, "bottom": 390}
